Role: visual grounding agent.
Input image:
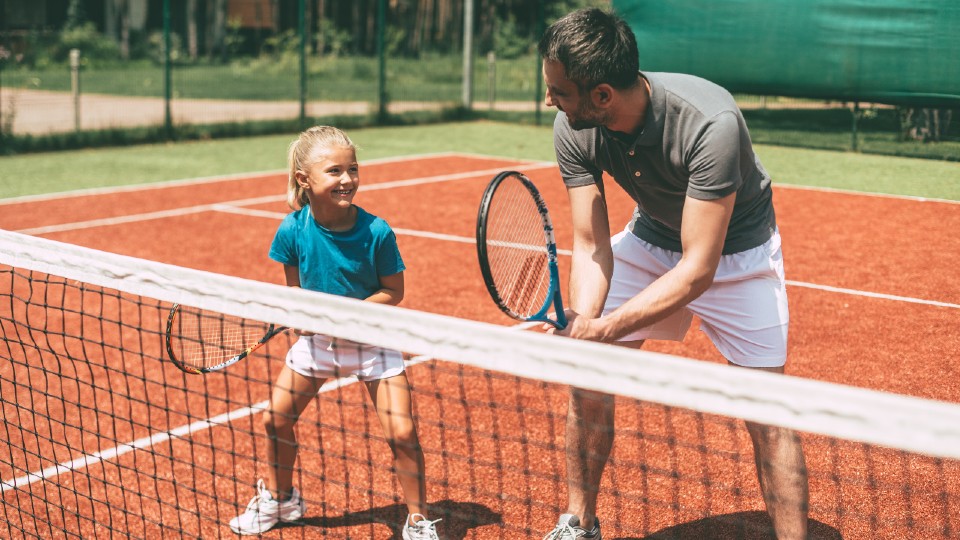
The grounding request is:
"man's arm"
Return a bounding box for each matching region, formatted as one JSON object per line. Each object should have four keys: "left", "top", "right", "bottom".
{"left": 570, "top": 192, "right": 735, "bottom": 342}
{"left": 556, "top": 183, "right": 613, "bottom": 337}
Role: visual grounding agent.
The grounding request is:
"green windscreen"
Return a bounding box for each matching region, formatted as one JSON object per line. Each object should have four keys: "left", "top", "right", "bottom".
{"left": 613, "top": 0, "right": 960, "bottom": 107}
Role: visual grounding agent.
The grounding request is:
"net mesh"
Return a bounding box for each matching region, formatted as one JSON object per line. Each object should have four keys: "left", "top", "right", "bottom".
{"left": 165, "top": 304, "right": 278, "bottom": 372}
{"left": 1, "top": 229, "right": 959, "bottom": 539}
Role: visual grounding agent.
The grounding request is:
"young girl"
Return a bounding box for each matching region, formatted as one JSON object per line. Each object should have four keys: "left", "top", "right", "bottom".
{"left": 230, "top": 126, "right": 440, "bottom": 540}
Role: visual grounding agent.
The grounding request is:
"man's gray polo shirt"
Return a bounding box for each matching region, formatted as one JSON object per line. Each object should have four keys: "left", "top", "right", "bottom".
{"left": 554, "top": 71, "right": 777, "bottom": 255}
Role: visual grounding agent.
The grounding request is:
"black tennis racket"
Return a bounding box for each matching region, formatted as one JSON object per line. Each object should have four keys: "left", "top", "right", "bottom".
{"left": 165, "top": 303, "right": 287, "bottom": 374}
{"left": 476, "top": 171, "right": 567, "bottom": 329}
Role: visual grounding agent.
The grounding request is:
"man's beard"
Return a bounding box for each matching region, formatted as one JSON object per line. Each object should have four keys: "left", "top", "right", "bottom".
{"left": 566, "top": 100, "right": 609, "bottom": 130}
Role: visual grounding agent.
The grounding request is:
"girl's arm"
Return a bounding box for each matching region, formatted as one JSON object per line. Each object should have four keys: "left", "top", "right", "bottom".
{"left": 282, "top": 264, "right": 314, "bottom": 336}
{"left": 366, "top": 271, "right": 404, "bottom": 306}
{"left": 282, "top": 264, "right": 301, "bottom": 288}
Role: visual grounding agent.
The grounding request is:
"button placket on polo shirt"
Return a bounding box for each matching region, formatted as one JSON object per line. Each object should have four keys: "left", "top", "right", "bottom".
{"left": 627, "top": 148, "right": 641, "bottom": 177}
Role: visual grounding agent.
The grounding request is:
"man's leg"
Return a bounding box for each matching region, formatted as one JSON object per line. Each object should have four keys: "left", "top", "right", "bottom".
{"left": 565, "top": 386, "right": 615, "bottom": 531}
{"left": 690, "top": 231, "right": 806, "bottom": 538}
{"left": 742, "top": 365, "right": 809, "bottom": 540}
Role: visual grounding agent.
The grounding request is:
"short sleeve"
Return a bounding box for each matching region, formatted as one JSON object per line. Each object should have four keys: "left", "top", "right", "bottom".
{"left": 554, "top": 112, "right": 603, "bottom": 188}
{"left": 686, "top": 111, "right": 743, "bottom": 200}
{"left": 269, "top": 214, "right": 299, "bottom": 266}
{"left": 375, "top": 229, "right": 405, "bottom": 277}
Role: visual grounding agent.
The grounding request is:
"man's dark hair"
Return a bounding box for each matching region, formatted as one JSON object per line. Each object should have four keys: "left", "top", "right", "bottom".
{"left": 537, "top": 8, "right": 640, "bottom": 91}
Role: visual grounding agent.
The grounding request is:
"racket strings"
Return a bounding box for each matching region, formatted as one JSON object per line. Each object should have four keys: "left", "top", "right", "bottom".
{"left": 485, "top": 179, "right": 552, "bottom": 317}
{"left": 171, "top": 308, "right": 266, "bottom": 369}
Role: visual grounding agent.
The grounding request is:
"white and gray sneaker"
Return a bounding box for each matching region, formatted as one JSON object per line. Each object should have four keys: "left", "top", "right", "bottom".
{"left": 228, "top": 479, "right": 306, "bottom": 535}
{"left": 402, "top": 513, "right": 442, "bottom": 540}
{"left": 542, "top": 513, "right": 602, "bottom": 540}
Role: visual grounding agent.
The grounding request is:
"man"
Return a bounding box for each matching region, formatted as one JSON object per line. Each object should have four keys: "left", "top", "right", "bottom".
{"left": 538, "top": 8, "right": 809, "bottom": 540}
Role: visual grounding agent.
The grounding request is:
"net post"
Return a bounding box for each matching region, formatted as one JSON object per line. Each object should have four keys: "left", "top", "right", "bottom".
{"left": 462, "top": 0, "right": 475, "bottom": 109}
{"left": 851, "top": 101, "right": 861, "bottom": 152}
{"left": 376, "top": 0, "right": 388, "bottom": 122}
{"left": 298, "top": 0, "right": 307, "bottom": 129}
{"left": 70, "top": 49, "right": 81, "bottom": 132}
{"left": 162, "top": 0, "right": 172, "bottom": 140}
{"left": 534, "top": 0, "right": 544, "bottom": 126}
{"left": 487, "top": 51, "right": 496, "bottom": 111}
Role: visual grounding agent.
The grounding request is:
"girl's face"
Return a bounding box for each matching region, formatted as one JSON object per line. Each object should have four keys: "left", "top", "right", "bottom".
{"left": 297, "top": 145, "right": 359, "bottom": 209}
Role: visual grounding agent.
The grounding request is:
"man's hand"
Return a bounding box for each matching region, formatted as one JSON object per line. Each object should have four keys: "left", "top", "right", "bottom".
{"left": 545, "top": 309, "right": 605, "bottom": 341}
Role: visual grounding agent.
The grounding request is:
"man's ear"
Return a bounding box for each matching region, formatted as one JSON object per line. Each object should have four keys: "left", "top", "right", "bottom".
{"left": 591, "top": 83, "right": 614, "bottom": 107}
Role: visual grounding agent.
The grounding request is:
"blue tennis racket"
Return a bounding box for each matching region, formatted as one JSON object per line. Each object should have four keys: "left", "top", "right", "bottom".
{"left": 476, "top": 171, "right": 567, "bottom": 329}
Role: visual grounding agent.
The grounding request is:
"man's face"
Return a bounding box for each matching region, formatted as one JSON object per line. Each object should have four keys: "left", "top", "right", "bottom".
{"left": 542, "top": 59, "right": 609, "bottom": 130}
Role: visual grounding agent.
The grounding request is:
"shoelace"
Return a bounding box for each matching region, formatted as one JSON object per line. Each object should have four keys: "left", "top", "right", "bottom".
{"left": 244, "top": 480, "right": 272, "bottom": 512}
{"left": 410, "top": 517, "right": 442, "bottom": 539}
{"left": 543, "top": 522, "right": 580, "bottom": 540}
{"left": 241, "top": 492, "right": 268, "bottom": 515}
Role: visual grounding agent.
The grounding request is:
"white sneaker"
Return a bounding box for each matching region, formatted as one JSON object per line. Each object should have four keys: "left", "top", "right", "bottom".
{"left": 402, "top": 513, "right": 441, "bottom": 540}
{"left": 228, "top": 479, "right": 306, "bottom": 535}
{"left": 542, "top": 513, "right": 602, "bottom": 540}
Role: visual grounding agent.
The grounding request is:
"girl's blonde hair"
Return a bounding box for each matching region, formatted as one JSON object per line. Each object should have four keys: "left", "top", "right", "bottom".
{"left": 286, "top": 125, "right": 357, "bottom": 210}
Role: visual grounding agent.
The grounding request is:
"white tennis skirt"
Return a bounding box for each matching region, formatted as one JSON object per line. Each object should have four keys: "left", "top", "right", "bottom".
{"left": 285, "top": 334, "right": 406, "bottom": 380}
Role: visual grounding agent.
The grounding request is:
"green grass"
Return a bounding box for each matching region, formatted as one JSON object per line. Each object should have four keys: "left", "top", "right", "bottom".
{"left": 1, "top": 120, "right": 958, "bottom": 202}
{"left": 0, "top": 122, "right": 555, "bottom": 198}
{"left": 757, "top": 145, "right": 960, "bottom": 200}
{"left": 744, "top": 108, "right": 960, "bottom": 162}
{"left": 2, "top": 54, "right": 541, "bottom": 102}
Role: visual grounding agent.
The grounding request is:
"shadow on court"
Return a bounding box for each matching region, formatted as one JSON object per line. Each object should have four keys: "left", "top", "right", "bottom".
{"left": 276, "top": 499, "right": 501, "bottom": 539}
{"left": 613, "top": 511, "right": 842, "bottom": 540}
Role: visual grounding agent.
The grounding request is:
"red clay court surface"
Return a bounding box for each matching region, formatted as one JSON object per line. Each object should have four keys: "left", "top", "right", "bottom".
{"left": 1, "top": 153, "right": 958, "bottom": 539}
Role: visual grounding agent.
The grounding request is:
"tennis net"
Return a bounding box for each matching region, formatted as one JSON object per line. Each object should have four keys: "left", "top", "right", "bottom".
{"left": 1, "top": 229, "right": 958, "bottom": 539}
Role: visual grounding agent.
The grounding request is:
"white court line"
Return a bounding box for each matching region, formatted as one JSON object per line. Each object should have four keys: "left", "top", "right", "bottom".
{"left": 1, "top": 401, "right": 268, "bottom": 493}
{"left": 1, "top": 161, "right": 557, "bottom": 490}
{"left": 217, "top": 205, "right": 960, "bottom": 311}
{"left": 14, "top": 162, "right": 556, "bottom": 236}
{"left": 398, "top": 230, "right": 958, "bottom": 310}
{"left": 773, "top": 182, "right": 960, "bottom": 206}
{"left": 27, "top": 195, "right": 953, "bottom": 311}
{"left": 2, "top": 150, "right": 956, "bottom": 207}
{"left": 782, "top": 281, "right": 960, "bottom": 309}
{"left": 4, "top": 158, "right": 957, "bottom": 489}
{"left": 0, "top": 331, "right": 539, "bottom": 492}
{"left": 0, "top": 152, "right": 552, "bottom": 206}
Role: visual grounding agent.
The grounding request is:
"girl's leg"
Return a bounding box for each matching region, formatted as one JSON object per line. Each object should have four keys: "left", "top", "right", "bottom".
{"left": 264, "top": 365, "right": 326, "bottom": 499}
{"left": 365, "top": 373, "right": 427, "bottom": 519}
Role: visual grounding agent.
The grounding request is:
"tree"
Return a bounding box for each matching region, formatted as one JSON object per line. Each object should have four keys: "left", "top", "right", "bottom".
{"left": 106, "top": 0, "right": 132, "bottom": 60}
{"left": 899, "top": 108, "right": 955, "bottom": 143}
{"left": 187, "top": 0, "right": 199, "bottom": 60}
{"left": 206, "top": 0, "right": 227, "bottom": 61}
{"left": 66, "top": 0, "right": 88, "bottom": 30}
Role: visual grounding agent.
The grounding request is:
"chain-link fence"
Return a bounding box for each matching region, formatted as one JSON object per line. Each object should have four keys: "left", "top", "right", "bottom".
{"left": 1, "top": 0, "right": 957, "bottom": 159}
{"left": 0, "top": 0, "right": 553, "bottom": 139}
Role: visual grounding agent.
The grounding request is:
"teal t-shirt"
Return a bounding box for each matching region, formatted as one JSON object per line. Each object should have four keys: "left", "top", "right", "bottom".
{"left": 269, "top": 205, "right": 405, "bottom": 300}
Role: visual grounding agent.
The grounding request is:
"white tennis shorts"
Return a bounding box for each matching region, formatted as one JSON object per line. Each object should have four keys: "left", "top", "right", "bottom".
{"left": 604, "top": 228, "right": 789, "bottom": 368}
{"left": 285, "top": 335, "right": 405, "bottom": 381}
